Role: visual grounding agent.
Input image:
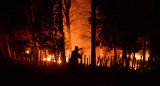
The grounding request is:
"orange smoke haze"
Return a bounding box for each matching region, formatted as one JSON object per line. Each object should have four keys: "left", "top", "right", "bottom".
{"left": 63, "top": 0, "right": 150, "bottom": 67}
{"left": 63, "top": 0, "right": 91, "bottom": 57}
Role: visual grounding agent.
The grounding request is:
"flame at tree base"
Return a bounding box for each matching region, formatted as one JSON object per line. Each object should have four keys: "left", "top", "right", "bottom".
{"left": 42, "top": 54, "right": 61, "bottom": 64}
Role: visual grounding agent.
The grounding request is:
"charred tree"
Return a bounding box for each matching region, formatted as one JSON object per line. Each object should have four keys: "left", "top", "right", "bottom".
{"left": 28, "top": 0, "right": 38, "bottom": 64}
{"left": 114, "top": 41, "right": 117, "bottom": 65}
{"left": 122, "top": 47, "right": 127, "bottom": 69}
{"left": 91, "top": 0, "right": 96, "bottom": 67}
{"left": 63, "top": 0, "right": 72, "bottom": 54}
{"left": 143, "top": 35, "right": 146, "bottom": 70}
{"left": 58, "top": 0, "right": 66, "bottom": 63}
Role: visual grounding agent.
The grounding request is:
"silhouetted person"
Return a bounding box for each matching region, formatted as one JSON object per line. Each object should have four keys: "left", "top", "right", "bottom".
{"left": 69, "top": 46, "right": 82, "bottom": 76}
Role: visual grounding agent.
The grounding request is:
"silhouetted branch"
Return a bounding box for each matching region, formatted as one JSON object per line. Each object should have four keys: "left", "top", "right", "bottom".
{"left": 70, "top": 11, "right": 91, "bottom": 18}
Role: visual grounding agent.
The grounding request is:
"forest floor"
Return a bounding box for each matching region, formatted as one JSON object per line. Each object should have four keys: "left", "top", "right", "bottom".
{"left": 0, "top": 61, "right": 159, "bottom": 86}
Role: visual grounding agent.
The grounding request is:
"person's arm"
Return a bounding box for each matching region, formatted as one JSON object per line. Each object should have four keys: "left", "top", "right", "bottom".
{"left": 78, "top": 53, "right": 82, "bottom": 59}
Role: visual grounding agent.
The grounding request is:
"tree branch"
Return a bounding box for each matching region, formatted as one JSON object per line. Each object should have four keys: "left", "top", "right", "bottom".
{"left": 62, "top": 5, "right": 66, "bottom": 14}
{"left": 70, "top": 17, "right": 89, "bottom": 25}
{"left": 69, "top": 1, "right": 81, "bottom": 15}
{"left": 80, "top": 34, "right": 91, "bottom": 39}
{"left": 82, "top": 24, "right": 91, "bottom": 29}
{"left": 70, "top": 11, "right": 91, "bottom": 18}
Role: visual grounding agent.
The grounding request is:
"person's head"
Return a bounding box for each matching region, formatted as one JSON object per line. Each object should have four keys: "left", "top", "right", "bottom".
{"left": 75, "top": 46, "right": 79, "bottom": 52}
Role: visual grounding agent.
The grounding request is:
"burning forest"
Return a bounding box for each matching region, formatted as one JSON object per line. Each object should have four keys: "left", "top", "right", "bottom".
{"left": 0, "top": 0, "right": 160, "bottom": 86}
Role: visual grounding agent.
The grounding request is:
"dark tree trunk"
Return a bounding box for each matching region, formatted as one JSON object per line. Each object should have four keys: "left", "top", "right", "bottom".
{"left": 126, "top": 53, "right": 131, "bottom": 70}
{"left": 110, "top": 56, "right": 113, "bottom": 68}
{"left": 29, "top": 0, "right": 38, "bottom": 65}
{"left": 29, "top": 0, "right": 35, "bottom": 25}
{"left": 91, "top": 0, "right": 96, "bottom": 67}
{"left": 58, "top": 0, "right": 66, "bottom": 63}
{"left": 5, "top": 34, "right": 12, "bottom": 59}
{"left": 132, "top": 52, "right": 136, "bottom": 69}
{"left": 143, "top": 35, "right": 146, "bottom": 70}
{"left": 122, "top": 48, "right": 127, "bottom": 69}
{"left": 64, "top": 0, "right": 72, "bottom": 54}
{"left": 114, "top": 43, "right": 117, "bottom": 65}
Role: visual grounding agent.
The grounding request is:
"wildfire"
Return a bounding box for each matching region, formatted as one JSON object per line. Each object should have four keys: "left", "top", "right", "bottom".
{"left": 43, "top": 55, "right": 53, "bottom": 61}
{"left": 47, "top": 57, "right": 51, "bottom": 61}
{"left": 97, "top": 62, "right": 100, "bottom": 66}
{"left": 58, "top": 57, "right": 61, "bottom": 64}
{"left": 134, "top": 67, "right": 137, "bottom": 70}
{"left": 65, "top": 50, "right": 70, "bottom": 63}
{"left": 58, "top": 60, "right": 61, "bottom": 64}
{"left": 42, "top": 54, "right": 62, "bottom": 64}
{"left": 66, "top": 56, "right": 69, "bottom": 63}
{"left": 135, "top": 55, "right": 142, "bottom": 60}
{"left": 101, "top": 52, "right": 104, "bottom": 56}
{"left": 25, "top": 50, "right": 30, "bottom": 54}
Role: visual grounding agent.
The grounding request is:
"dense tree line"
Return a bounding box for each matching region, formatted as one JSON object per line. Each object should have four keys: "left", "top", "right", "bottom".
{"left": 0, "top": 0, "right": 66, "bottom": 64}
{"left": 0, "top": 0, "right": 160, "bottom": 71}
{"left": 96, "top": 0, "right": 160, "bottom": 70}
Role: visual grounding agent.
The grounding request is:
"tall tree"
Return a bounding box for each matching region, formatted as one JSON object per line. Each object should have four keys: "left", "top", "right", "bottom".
{"left": 28, "top": 0, "right": 40, "bottom": 64}
{"left": 91, "top": 0, "right": 96, "bottom": 67}
{"left": 0, "top": 0, "right": 30, "bottom": 61}
{"left": 146, "top": 0, "right": 160, "bottom": 70}
{"left": 37, "top": 0, "right": 62, "bottom": 61}
{"left": 63, "top": 0, "right": 72, "bottom": 54}
{"left": 58, "top": 0, "right": 66, "bottom": 63}
{"left": 97, "top": 0, "right": 144, "bottom": 69}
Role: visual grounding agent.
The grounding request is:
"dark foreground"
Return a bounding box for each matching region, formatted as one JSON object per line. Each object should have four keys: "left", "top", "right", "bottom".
{"left": 0, "top": 62, "right": 159, "bottom": 86}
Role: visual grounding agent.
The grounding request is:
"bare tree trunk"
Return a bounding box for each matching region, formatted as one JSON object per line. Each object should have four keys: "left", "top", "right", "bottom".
{"left": 64, "top": 0, "right": 72, "bottom": 54}
{"left": 5, "top": 34, "right": 12, "bottom": 60}
{"left": 122, "top": 48, "right": 127, "bottom": 69}
{"left": 126, "top": 53, "right": 131, "bottom": 70}
{"left": 58, "top": 0, "right": 66, "bottom": 63}
{"left": 29, "top": 0, "right": 38, "bottom": 65}
{"left": 91, "top": 0, "right": 96, "bottom": 67}
{"left": 29, "top": 0, "right": 35, "bottom": 23}
{"left": 114, "top": 43, "right": 117, "bottom": 65}
{"left": 132, "top": 52, "right": 136, "bottom": 69}
{"left": 110, "top": 56, "right": 113, "bottom": 68}
{"left": 143, "top": 35, "right": 146, "bottom": 70}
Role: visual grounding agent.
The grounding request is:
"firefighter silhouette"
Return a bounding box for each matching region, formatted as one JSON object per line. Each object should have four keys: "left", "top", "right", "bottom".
{"left": 69, "top": 46, "right": 82, "bottom": 75}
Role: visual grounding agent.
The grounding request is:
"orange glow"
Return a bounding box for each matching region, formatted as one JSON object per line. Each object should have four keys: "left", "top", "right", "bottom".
{"left": 47, "top": 57, "right": 51, "bottom": 61}
{"left": 65, "top": 50, "right": 70, "bottom": 63}
{"left": 25, "top": 50, "right": 30, "bottom": 54}
{"left": 63, "top": 0, "right": 91, "bottom": 59}
{"left": 101, "top": 52, "right": 104, "bottom": 56}
{"left": 135, "top": 54, "right": 142, "bottom": 60}
{"left": 43, "top": 58, "right": 46, "bottom": 61}
{"left": 134, "top": 67, "right": 137, "bottom": 70}
{"left": 96, "top": 62, "right": 100, "bottom": 66}
{"left": 58, "top": 60, "right": 61, "bottom": 64}
{"left": 43, "top": 55, "right": 54, "bottom": 61}
{"left": 66, "top": 57, "right": 69, "bottom": 63}
{"left": 58, "top": 57, "right": 61, "bottom": 64}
